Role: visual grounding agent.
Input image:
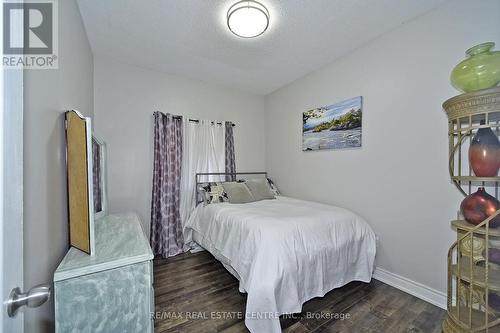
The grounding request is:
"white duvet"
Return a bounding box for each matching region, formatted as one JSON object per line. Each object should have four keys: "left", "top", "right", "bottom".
{"left": 184, "top": 196, "right": 377, "bottom": 333}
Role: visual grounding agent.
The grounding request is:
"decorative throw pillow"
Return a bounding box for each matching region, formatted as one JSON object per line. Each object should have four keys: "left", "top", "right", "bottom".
{"left": 222, "top": 182, "right": 255, "bottom": 204}
{"left": 201, "top": 182, "right": 228, "bottom": 204}
{"left": 245, "top": 178, "right": 275, "bottom": 201}
{"left": 267, "top": 178, "right": 281, "bottom": 196}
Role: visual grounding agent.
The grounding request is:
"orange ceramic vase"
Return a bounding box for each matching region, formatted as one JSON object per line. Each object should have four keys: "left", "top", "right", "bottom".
{"left": 468, "top": 126, "right": 500, "bottom": 177}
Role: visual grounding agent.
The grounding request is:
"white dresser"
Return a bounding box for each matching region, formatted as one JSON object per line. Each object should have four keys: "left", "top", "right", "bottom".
{"left": 54, "top": 213, "right": 154, "bottom": 333}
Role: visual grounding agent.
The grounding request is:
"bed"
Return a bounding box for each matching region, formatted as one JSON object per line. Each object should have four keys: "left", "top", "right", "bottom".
{"left": 184, "top": 173, "right": 377, "bottom": 333}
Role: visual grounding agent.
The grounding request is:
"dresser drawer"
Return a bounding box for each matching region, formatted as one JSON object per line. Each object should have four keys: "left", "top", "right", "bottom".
{"left": 55, "top": 261, "right": 153, "bottom": 333}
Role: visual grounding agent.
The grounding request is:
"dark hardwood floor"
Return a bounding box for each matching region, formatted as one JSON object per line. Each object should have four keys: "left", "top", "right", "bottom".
{"left": 153, "top": 252, "right": 445, "bottom": 333}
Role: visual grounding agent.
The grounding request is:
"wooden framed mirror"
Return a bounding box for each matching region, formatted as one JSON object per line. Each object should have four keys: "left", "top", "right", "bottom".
{"left": 65, "top": 110, "right": 95, "bottom": 255}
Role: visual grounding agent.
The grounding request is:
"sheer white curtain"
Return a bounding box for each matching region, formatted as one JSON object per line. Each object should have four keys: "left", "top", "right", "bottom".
{"left": 179, "top": 120, "right": 225, "bottom": 228}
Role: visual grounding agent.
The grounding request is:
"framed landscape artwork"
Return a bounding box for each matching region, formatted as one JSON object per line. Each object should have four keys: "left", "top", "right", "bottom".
{"left": 302, "top": 96, "right": 362, "bottom": 151}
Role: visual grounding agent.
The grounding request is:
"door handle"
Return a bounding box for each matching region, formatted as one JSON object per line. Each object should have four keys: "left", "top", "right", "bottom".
{"left": 6, "top": 284, "right": 51, "bottom": 317}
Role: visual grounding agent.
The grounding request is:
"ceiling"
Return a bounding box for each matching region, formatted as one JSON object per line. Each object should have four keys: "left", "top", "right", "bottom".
{"left": 77, "top": 0, "right": 448, "bottom": 95}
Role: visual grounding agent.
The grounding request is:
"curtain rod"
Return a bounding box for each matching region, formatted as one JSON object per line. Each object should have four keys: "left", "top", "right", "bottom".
{"left": 154, "top": 112, "right": 235, "bottom": 127}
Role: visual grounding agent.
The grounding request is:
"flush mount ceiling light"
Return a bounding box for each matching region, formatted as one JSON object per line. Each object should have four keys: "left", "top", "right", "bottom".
{"left": 227, "top": 1, "right": 270, "bottom": 38}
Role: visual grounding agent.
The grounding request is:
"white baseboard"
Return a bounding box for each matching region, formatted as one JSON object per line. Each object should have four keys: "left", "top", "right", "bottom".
{"left": 373, "top": 267, "right": 447, "bottom": 310}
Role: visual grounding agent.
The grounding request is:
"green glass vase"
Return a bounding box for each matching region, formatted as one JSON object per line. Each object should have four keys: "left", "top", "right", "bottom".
{"left": 451, "top": 42, "right": 500, "bottom": 93}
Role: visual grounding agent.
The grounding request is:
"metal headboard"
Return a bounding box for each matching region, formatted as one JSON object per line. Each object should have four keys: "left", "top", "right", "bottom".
{"left": 195, "top": 172, "right": 268, "bottom": 204}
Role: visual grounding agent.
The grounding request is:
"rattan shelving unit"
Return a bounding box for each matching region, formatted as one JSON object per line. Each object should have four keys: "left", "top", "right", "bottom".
{"left": 443, "top": 87, "right": 500, "bottom": 333}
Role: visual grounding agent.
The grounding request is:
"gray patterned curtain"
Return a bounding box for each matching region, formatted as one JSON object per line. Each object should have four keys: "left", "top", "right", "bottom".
{"left": 225, "top": 122, "right": 236, "bottom": 181}
{"left": 150, "top": 112, "right": 184, "bottom": 257}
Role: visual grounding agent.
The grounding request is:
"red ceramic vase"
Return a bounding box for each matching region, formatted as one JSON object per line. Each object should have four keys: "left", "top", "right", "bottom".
{"left": 468, "top": 127, "right": 500, "bottom": 177}
{"left": 460, "top": 187, "right": 500, "bottom": 227}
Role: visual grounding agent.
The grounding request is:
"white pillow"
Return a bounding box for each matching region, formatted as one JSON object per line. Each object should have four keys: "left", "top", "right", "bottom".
{"left": 245, "top": 178, "right": 275, "bottom": 201}
{"left": 222, "top": 182, "right": 255, "bottom": 204}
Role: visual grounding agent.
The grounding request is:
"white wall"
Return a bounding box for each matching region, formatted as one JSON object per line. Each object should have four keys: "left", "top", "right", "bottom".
{"left": 93, "top": 57, "right": 266, "bottom": 235}
{"left": 265, "top": 0, "right": 500, "bottom": 295}
{"left": 23, "top": 0, "right": 94, "bottom": 331}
